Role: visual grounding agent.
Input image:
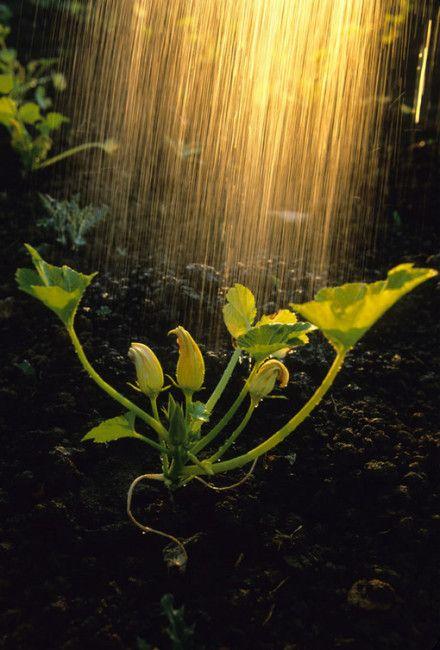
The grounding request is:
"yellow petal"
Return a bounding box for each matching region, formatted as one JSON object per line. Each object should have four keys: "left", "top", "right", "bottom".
{"left": 169, "top": 326, "right": 205, "bottom": 393}
{"left": 128, "top": 342, "right": 164, "bottom": 397}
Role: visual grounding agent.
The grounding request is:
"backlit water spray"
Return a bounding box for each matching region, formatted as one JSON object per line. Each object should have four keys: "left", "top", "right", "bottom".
{"left": 61, "top": 1, "right": 413, "bottom": 340}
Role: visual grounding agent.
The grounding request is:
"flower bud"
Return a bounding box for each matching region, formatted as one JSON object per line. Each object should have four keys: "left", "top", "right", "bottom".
{"left": 247, "top": 359, "right": 289, "bottom": 403}
{"left": 169, "top": 326, "right": 205, "bottom": 393}
{"left": 128, "top": 342, "right": 164, "bottom": 398}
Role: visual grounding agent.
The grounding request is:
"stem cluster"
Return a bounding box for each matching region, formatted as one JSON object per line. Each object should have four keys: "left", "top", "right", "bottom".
{"left": 67, "top": 322, "right": 345, "bottom": 487}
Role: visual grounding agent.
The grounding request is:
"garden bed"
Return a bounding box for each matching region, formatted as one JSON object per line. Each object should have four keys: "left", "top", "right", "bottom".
{"left": 0, "top": 186, "right": 439, "bottom": 649}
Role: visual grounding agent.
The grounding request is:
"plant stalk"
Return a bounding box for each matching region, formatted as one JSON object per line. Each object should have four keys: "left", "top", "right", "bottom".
{"left": 190, "top": 384, "right": 248, "bottom": 454}
{"left": 184, "top": 350, "right": 346, "bottom": 477}
{"left": 205, "top": 348, "right": 241, "bottom": 412}
{"left": 209, "top": 404, "right": 254, "bottom": 463}
{"left": 34, "top": 141, "right": 113, "bottom": 170}
{"left": 67, "top": 326, "right": 168, "bottom": 440}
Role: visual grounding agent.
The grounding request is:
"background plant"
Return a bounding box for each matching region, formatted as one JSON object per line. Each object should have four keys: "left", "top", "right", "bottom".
{"left": 38, "top": 193, "right": 109, "bottom": 249}
{"left": 16, "top": 244, "right": 437, "bottom": 560}
{"left": 0, "top": 22, "right": 116, "bottom": 172}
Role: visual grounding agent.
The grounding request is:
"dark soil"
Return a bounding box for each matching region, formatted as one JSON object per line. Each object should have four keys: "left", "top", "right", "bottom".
{"left": 1, "top": 3, "right": 440, "bottom": 649}
{"left": 0, "top": 181, "right": 439, "bottom": 650}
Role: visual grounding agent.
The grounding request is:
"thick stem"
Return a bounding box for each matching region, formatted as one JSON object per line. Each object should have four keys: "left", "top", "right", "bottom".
{"left": 209, "top": 404, "right": 254, "bottom": 463}
{"left": 205, "top": 348, "right": 241, "bottom": 412}
{"left": 34, "top": 141, "right": 112, "bottom": 170}
{"left": 184, "top": 350, "right": 346, "bottom": 477}
{"left": 67, "top": 326, "right": 168, "bottom": 439}
{"left": 190, "top": 384, "right": 248, "bottom": 455}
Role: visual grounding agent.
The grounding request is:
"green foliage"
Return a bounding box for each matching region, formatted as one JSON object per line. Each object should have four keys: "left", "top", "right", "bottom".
{"left": 39, "top": 193, "right": 109, "bottom": 249}
{"left": 223, "top": 283, "right": 256, "bottom": 338}
{"left": 82, "top": 413, "right": 139, "bottom": 443}
{"left": 291, "top": 264, "right": 437, "bottom": 351}
{"left": 15, "top": 244, "right": 95, "bottom": 326}
{"left": 237, "top": 321, "right": 314, "bottom": 362}
{"left": 0, "top": 22, "right": 115, "bottom": 172}
{"left": 161, "top": 595, "right": 195, "bottom": 650}
{"left": 0, "top": 23, "right": 70, "bottom": 171}
{"left": 15, "top": 247, "right": 437, "bottom": 520}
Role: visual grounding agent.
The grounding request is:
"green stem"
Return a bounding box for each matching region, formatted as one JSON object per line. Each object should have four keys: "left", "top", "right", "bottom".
{"left": 67, "top": 325, "right": 168, "bottom": 440}
{"left": 190, "top": 384, "right": 249, "bottom": 455}
{"left": 209, "top": 404, "right": 254, "bottom": 463}
{"left": 150, "top": 396, "right": 170, "bottom": 473}
{"left": 184, "top": 392, "right": 193, "bottom": 423}
{"left": 187, "top": 452, "right": 214, "bottom": 475}
{"left": 34, "top": 141, "right": 112, "bottom": 171}
{"left": 184, "top": 349, "right": 346, "bottom": 477}
{"left": 131, "top": 433, "right": 167, "bottom": 454}
{"left": 205, "top": 348, "right": 241, "bottom": 412}
{"left": 150, "top": 397, "right": 167, "bottom": 441}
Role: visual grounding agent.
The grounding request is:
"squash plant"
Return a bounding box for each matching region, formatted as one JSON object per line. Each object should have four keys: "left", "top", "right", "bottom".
{"left": 0, "top": 23, "right": 116, "bottom": 172}
{"left": 16, "top": 245, "right": 437, "bottom": 560}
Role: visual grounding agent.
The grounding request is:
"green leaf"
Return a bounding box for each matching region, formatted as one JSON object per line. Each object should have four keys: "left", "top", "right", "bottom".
{"left": 187, "top": 400, "right": 210, "bottom": 424}
{"left": 18, "top": 102, "right": 41, "bottom": 124}
{"left": 223, "top": 284, "right": 256, "bottom": 338}
{"left": 0, "top": 73, "right": 13, "bottom": 94}
{"left": 51, "top": 72, "right": 67, "bottom": 91}
{"left": 44, "top": 112, "right": 69, "bottom": 130}
{"left": 237, "top": 321, "right": 314, "bottom": 362}
{"left": 82, "top": 412, "right": 139, "bottom": 443}
{"left": 35, "top": 85, "right": 52, "bottom": 110}
{"left": 15, "top": 244, "right": 97, "bottom": 326}
{"left": 256, "top": 308, "right": 298, "bottom": 326}
{"left": 0, "top": 96, "right": 16, "bottom": 126}
{"left": 291, "top": 263, "right": 438, "bottom": 351}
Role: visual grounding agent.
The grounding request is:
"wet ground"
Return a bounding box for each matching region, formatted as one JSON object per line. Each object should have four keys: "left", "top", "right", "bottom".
{"left": 0, "top": 185, "right": 439, "bottom": 649}
{"left": 1, "top": 2, "right": 439, "bottom": 647}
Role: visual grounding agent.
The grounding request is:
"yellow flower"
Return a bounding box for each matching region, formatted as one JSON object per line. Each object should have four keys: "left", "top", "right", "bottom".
{"left": 169, "top": 326, "right": 205, "bottom": 393}
{"left": 247, "top": 359, "right": 289, "bottom": 404}
{"left": 128, "top": 342, "right": 164, "bottom": 398}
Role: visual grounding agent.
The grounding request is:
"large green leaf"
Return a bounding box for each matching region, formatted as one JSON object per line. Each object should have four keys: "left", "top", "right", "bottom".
{"left": 82, "top": 412, "right": 139, "bottom": 444}
{"left": 16, "top": 244, "right": 96, "bottom": 326}
{"left": 291, "top": 263, "right": 437, "bottom": 351}
{"left": 256, "top": 308, "right": 298, "bottom": 326}
{"left": 237, "top": 321, "right": 314, "bottom": 362}
{"left": 223, "top": 284, "right": 256, "bottom": 338}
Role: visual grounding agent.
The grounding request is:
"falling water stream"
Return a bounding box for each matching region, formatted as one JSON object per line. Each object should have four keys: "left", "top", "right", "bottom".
{"left": 55, "top": 1, "right": 435, "bottom": 340}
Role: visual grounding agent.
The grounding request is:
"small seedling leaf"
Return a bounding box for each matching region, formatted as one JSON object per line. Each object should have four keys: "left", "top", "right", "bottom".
{"left": 16, "top": 244, "right": 96, "bottom": 326}
{"left": 223, "top": 283, "right": 256, "bottom": 338}
{"left": 291, "top": 264, "right": 437, "bottom": 351}
{"left": 82, "top": 412, "right": 138, "bottom": 444}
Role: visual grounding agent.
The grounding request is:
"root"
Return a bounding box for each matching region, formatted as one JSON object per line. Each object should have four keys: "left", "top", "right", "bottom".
{"left": 127, "top": 473, "right": 188, "bottom": 569}
{"left": 192, "top": 458, "right": 258, "bottom": 492}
